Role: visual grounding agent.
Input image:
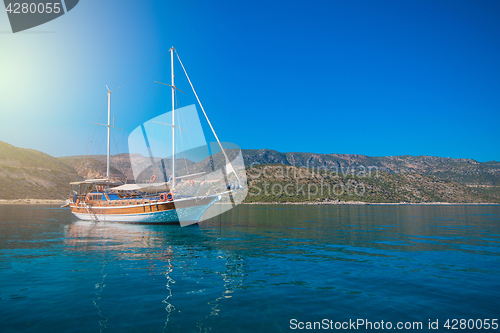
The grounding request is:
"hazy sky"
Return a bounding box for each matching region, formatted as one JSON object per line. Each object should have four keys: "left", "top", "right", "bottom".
{"left": 1, "top": 0, "right": 499, "bottom": 161}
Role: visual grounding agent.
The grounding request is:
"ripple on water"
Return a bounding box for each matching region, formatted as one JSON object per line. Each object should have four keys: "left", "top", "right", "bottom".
{"left": 0, "top": 204, "right": 499, "bottom": 332}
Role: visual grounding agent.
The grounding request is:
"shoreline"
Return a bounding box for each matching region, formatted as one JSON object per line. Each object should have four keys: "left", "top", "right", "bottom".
{"left": 242, "top": 201, "right": 500, "bottom": 206}
{"left": 0, "top": 199, "right": 498, "bottom": 206}
{"left": 0, "top": 199, "right": 64, "bottom": 205}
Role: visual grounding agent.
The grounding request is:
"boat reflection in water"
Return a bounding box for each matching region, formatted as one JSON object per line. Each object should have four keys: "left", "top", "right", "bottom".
{"left": 64, "top": 220, "right": 246, "bottom": 332}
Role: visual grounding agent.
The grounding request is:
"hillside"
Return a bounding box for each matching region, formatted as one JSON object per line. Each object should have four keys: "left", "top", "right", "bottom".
{"left": 64, "top": 148, "right": 242, "bottom": 184}
{"left": 0, "top": 141, "right": 82, "bottom": 199}
{"left": 0, "top": 140, "right": 498, "bottom": 203}
{"left": 62, "top": 153, "right": 137, "bottom": 181}
{"left": 59, "top": 156, "right": 127, "bottom": 183}
{"left": 243, "top": 149, "right": 500, "bottom": 184}
{"left": 245, "top": 164, "right": 499, "bottom": 204}
{"left": 243, "top": 149, "right": 500, "bottom": 200}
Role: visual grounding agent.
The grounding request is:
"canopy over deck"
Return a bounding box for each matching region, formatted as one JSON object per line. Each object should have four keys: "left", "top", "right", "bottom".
{"left": 70, "top": 179, "right": 123, "bottom": 186}
{"left": 110, "top": 182, "right": 170, "bottom": 192}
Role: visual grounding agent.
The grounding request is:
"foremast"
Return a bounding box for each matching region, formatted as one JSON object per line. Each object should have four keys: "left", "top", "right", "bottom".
{"left": 107, "top": 89, "right": 111, "bottom": 181}
{"left": 91, "top": 86, "right": 122, "bottom": 186}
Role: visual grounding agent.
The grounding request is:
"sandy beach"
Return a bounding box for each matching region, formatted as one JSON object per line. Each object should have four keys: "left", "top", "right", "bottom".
{"left": 0, "top": 199, "right": 65, "bottom": 205}
{"left": 1, "top": 199, "right": 497, "bottom": 206}
{"left": 243, "top": 201, "right": 500, "bottom": 206}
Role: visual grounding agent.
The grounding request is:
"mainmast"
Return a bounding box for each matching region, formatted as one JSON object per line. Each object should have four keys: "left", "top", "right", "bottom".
{"left": 107, "top": 90, "right": 111, "bottom": 181}
{"left": 171, "top": 47, "right": 176, "bottom": 189}
{"left": 157, "top": 47, "right": 238, "bottom": 188}
{"left": 153, "top": 47, "right": 181, "bottom": 188}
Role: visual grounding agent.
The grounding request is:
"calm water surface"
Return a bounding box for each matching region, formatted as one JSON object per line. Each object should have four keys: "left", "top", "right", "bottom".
{"left": 0, "top": 204, "right": 499, "bottom": 332}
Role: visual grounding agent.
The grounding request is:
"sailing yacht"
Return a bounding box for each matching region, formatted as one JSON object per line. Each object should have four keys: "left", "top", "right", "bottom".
{"left": 67, "top": 47, "right": 247, "bottom": 226}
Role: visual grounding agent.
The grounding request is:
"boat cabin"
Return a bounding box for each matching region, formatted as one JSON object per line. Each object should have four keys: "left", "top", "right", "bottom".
{"left": 70, "top": 179, "right": 123, "bottom": 204}
{"left": 69, "top": 179, "right": 174, "bottom": 205}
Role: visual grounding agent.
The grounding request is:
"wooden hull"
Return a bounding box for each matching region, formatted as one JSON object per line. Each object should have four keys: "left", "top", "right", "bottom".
{"left": 69, "top": 196, "right": 220, "bottom": 226}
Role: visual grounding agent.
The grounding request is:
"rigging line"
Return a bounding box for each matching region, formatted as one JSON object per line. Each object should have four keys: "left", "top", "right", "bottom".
{"left": 128, "top": 79, "right": 161, "bottom": 162}
{"left": 156, "top": 77, "right": 168, "bottom": 159}
{"left": 176, "top": 103, "right": 190, "bottom": 175}
{"left": 111, "top": 132, "right": 119, "bottom": 161}
{"left": 152, "top": 58, "right": 170, "bottom": 159}
{"left": 84, "top": 97, "right": 107, "bottom": 160}
{"left": 112, "top": 50, "right": 170, "bottom": 92}
{"left": 83, "top": 140, "right": 93, "bottom": 159}
{"left": 95, "top": 131, "right": 106, "bottom": 164}
{"left": 116, "top": 55, "right": 169, "bottom": 147}
{"left": 173, "top": 56, "right": 190, "bottom": 167}
{"left": 115, "top": 79, "right": 154, "bottom": 146}
{"left": 177, "top": 59, "right": 186, "bottom": 97}
{"left": 178, "top": 95, "right": 196, "bottom": 168}
{"left": 174, "top": 71, "right": 200, "bottom": 172}
{"left": 177, "top": 95, "right": 198, "bottom": 176}
{"left": 136, "top": 58, "right": 169, "bottom": 178}
{"left": 116, "top": 72, "right": 168, "bottom": 176}
{"left": 161, "top": 56, "right": 171, "bottom": 160}
{"left": 176, "top": 87, "right": 190, "bottom": 176}
{"left": 86, "top": 124, "right": 92, "bottom": 149}
{"left": 157, "top": 70, "right": 168, "bottom": 151}
{"left": 174, "top": 49, "right": 239, "bottom": 181}
{"left": 173, "top": 58, "right": 186, "bottom": 107}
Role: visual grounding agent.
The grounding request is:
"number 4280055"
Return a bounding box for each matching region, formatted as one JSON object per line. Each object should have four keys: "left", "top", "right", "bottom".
{"left": 5, "top": 2, "right": 61, "bottom": 14}
{"left": 444, "top": 319, "right": 498, "bottom": 330}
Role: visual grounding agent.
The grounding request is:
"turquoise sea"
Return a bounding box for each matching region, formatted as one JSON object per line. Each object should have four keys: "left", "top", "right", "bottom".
{"left": 1, "top": 204, "right": 499, "bottom": 332}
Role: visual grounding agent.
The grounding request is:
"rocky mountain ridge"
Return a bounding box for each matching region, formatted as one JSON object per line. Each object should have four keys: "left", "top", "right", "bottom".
{"left": 0, "top": 140, "right": 498, "bottom": 202}
{"left": 243, "top": 149, "right": 500, "bottom": 187}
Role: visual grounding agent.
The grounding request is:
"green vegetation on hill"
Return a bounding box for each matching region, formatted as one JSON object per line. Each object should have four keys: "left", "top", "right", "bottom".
{"left": 245, "top": 164, "right": 500, "bottom": 204}
{"left": 0, "top": 140, "right": 498, "bottom": 203}
{"left": 243, "top": 149, "right": 500, "bottom": 200}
